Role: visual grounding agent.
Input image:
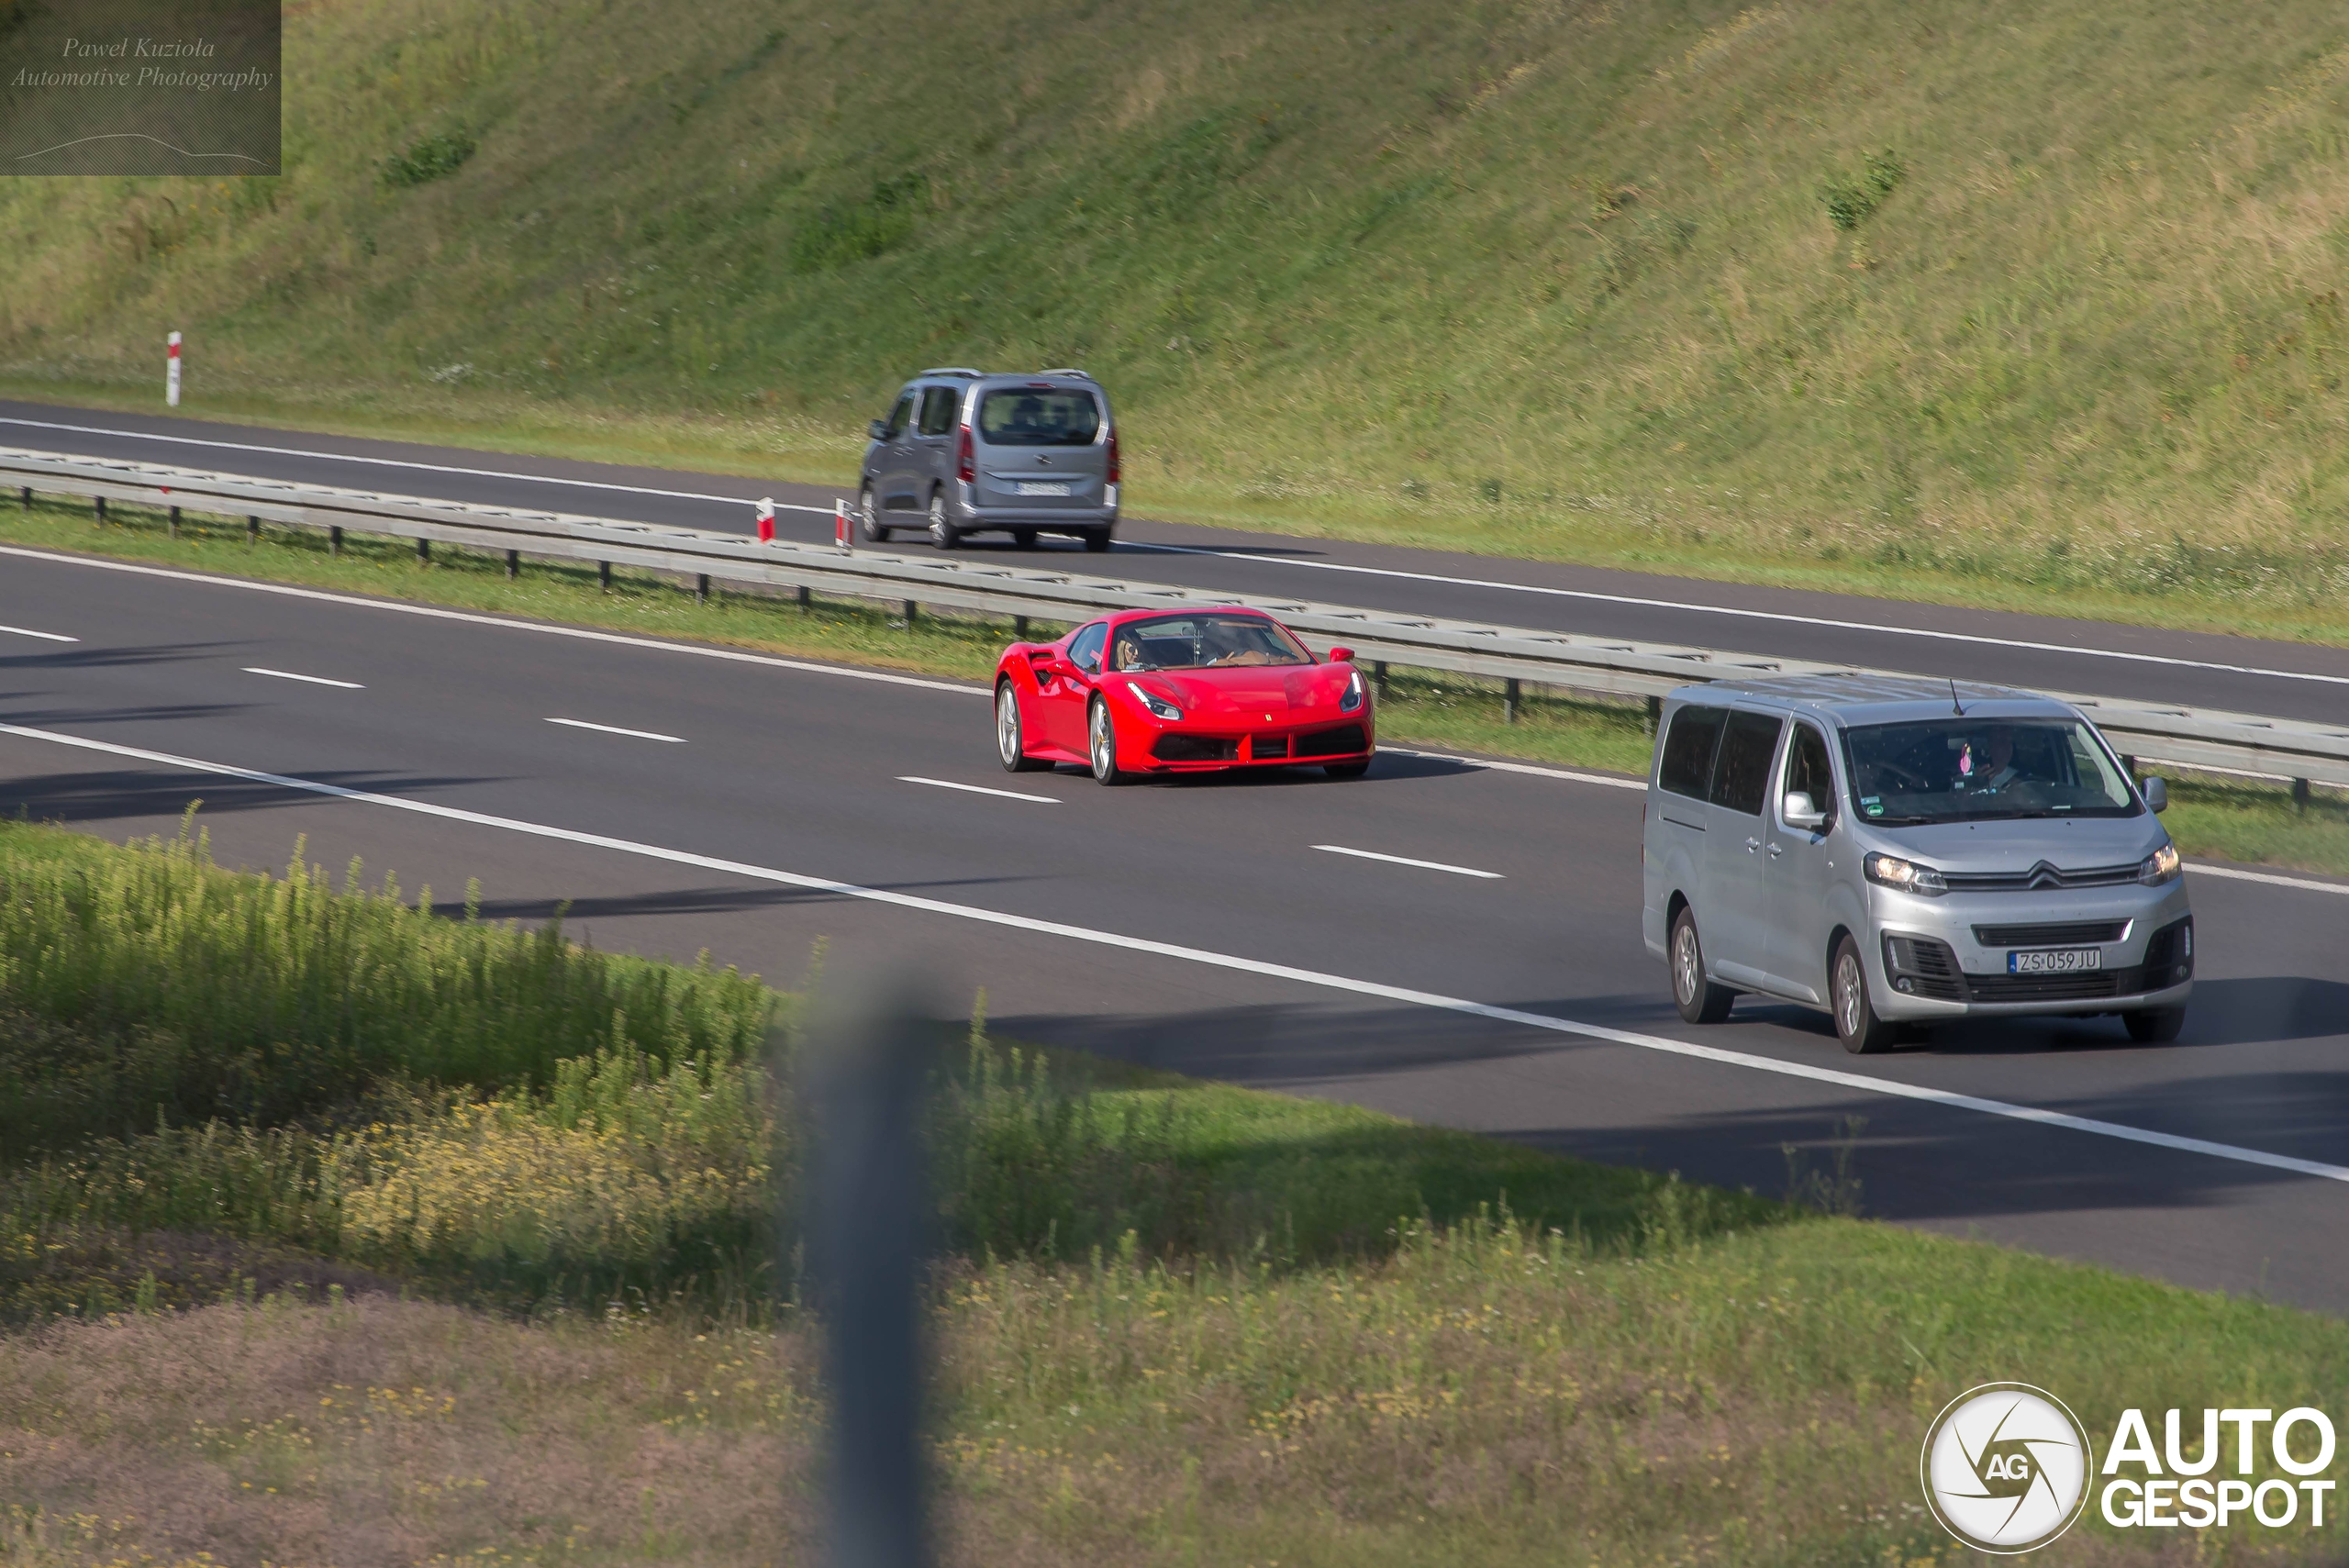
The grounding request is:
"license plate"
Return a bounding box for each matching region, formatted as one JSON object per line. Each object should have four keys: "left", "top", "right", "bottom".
{"left": 2009, "top": 948, "right": 2102, "bottom": 974}
{"left": 1016, "top": 481, "right": 1071, "bottom": 497}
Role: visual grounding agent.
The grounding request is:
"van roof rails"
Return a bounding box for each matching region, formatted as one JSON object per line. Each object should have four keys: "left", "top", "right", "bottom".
{"left": 919, "top": 367, "right": 986, "bottom": 378}
{"left": 1036, "top": 368, "right": 1090, "bottom": 378}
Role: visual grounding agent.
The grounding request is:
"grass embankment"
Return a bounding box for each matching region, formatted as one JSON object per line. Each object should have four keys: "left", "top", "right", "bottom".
{"left": 12, "top": 493, "right": 2349, "bottom": 880}
{"left": 14, "top": 0, "right": 2349, "bottom": 640}
{"left": 3, "top": 822, "right": 2349, "bottom": 1564}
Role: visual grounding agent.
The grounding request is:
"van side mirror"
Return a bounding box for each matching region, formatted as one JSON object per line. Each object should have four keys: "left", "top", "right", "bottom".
{"left": 867, "top": 419, "right": 889, "bottom": 441}
{"left": 1782, "top": 791, "right": 1828, "bottom": 831}
{"left": 2141, "top": 776, "right": 2168, "bottom": 814}
{"left": 1328, "top": 646, "right": 1355, "bottom": 662}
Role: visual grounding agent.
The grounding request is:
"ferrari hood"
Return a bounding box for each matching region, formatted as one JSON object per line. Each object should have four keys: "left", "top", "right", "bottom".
{"left": 1141, "top": 665, "right": 1353, "bottom": 718}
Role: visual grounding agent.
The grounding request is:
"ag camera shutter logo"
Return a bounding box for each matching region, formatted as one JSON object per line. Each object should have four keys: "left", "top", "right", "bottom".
{"left": 1920, "top": 1383, "right": 2093, "bottom": 1552}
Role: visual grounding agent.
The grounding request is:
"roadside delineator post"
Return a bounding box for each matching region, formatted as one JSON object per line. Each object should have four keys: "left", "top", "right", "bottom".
{"left": 836, "top": 496, "right": 852, "bottom": 550}
{"left": 166, "top": 331, "right": 181, "bottom": 407}
{"left": 757, "top": 497, "right": 776, "bottom": 544}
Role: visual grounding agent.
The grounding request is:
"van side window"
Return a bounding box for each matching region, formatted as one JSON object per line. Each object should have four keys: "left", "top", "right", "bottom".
{"left": 1709, "top": 711, "right": 1785, "bottom": 816}
{"left": 917, "top": 387, "right": 958, "bottom": 436}
{"left": 1657, "top": 706, "right": 1728, "bottom": 798}
{"left": 1783, "top": 722, "right": 1835, "bottom": 824}
{"left": 882, "top": 394, "right": 915, "bottom": 439}
{"left": 1069, "top": 622, "right": 1108, "bottom": 675}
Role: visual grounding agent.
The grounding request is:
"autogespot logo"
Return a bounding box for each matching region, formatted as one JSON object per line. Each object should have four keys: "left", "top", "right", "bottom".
{"left": 1920, "top": 1384, "right": 2094, "bottom": 1553}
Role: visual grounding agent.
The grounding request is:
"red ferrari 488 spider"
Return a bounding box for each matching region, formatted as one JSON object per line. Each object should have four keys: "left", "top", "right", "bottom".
{"left": 994, "top": 607, "right": 1375, "bottom": 784}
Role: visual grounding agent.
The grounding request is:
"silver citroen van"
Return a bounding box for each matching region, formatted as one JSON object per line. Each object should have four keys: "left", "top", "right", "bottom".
{"left": 1641, "top": 674, "right": 2193, "bottom": 1052}
{"left": 857, "top": 369, "right": 1119, "bottom": 551}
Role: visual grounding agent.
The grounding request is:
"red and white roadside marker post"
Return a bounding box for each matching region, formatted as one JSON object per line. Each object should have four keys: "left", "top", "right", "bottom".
{"left": 756, "top": 496, "right": 776, "bottom": 544}
{"left": 835, "top": 496, "right": 852, "bottom": 550}
{"left": 165, "top": 331, "right": 181, "bottom": 407}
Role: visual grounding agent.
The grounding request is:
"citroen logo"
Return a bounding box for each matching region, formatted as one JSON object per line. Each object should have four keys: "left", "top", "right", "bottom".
{"left": 2026, "top": 862, "right": 2064, "bottom": 890}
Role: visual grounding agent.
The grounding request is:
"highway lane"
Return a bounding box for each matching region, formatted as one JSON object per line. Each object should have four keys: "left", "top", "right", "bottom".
{"left": 8, "top": 398, "right": 2349, "bottom": 725}
{"left": 7, "top": 549, "right": 2349, "bottom": 1307}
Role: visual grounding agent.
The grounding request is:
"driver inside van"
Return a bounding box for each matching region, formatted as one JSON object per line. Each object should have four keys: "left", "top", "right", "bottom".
{"left": 1978, "top": 725, "right": 2021, "bottom": 789}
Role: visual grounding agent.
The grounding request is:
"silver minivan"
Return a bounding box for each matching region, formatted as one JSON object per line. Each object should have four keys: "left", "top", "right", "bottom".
{"left": 1641, "top": 674, "right": 2193, "bottom": 1052}
{"left": 858, "top": 368, "right": 1119, "bottom": 551}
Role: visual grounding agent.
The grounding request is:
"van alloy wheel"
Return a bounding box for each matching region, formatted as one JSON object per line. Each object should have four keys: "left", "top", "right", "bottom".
{"left": 929, "top": 494, "right": 958, "bottom": 550}
{"left": 1670, "top": 907, "right": 1733, "bottom": 1025}
{"left": 1832, "top": 936, "right": 1896, "bottom": 1054}
{"left": 860, "top": 486, "right": 888, "bottom": 542}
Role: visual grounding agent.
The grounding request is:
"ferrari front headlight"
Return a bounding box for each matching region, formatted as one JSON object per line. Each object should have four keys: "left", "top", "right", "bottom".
{"left": 1340, "top": 668, "right": 1366, "bottom": 714}
{"left": 1131, "top": 684, "right": 1182, "bottom": 722}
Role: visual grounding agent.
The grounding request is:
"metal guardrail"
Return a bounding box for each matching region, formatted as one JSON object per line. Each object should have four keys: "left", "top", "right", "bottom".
{"left": 8, "top": 444, "right": 2349, "bottom": 790}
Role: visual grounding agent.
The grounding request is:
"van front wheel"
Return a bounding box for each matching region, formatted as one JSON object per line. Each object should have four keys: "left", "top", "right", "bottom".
{"left": 1831, "top": 935, "right": 1898, "bottom": 1054}
{"left": 1669, "top": 907, "right": 1734, "bottom": 1025}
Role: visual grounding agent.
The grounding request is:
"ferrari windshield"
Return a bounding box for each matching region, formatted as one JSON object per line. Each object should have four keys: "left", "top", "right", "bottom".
{"left": 1842, "top": 717, "right": 2140, "bottom": 825}
{"left": 1110, "top": 614, "right": 1311, "bottom": 671}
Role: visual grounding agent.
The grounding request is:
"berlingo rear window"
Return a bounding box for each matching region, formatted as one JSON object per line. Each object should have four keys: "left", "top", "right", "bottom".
{"left": 977, "top": 388, "right": 1102, "bottom": 446}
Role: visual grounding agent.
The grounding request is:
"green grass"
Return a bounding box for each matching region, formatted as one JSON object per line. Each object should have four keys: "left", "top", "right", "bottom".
{"left": 13, "top": 0, "right": 2349, "bottom": 642}
{"left": 12, "top": 492, "right": 2349, "bottom": 883}
{"left": 4, "top": 821, "right": 2349, "bottom": 1562}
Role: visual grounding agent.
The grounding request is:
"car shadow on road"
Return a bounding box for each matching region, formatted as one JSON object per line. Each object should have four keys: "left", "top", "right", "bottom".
{"left": 0, "top": 765, "right": 502, "bottom": 827}
{"left": 1731, "top": 976, "right": 2349, "bottom": 1053}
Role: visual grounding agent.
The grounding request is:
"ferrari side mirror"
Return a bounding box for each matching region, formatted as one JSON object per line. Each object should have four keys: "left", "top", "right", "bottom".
{"left": 1328, "top": 646, "right": 1355, "bottom": 662}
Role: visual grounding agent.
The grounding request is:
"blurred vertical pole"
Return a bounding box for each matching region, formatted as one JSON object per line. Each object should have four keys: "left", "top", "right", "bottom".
{"left": 802, "top": 970, "right": 935, "bottom": 1568}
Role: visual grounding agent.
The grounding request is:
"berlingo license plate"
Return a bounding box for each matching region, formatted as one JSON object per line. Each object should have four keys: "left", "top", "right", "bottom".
{"left": 2009, "top": 948, "right": 2101, "bottom": 974}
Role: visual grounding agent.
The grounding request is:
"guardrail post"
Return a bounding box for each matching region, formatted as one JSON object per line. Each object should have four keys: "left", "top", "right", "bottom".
{"left": 1645, "top": 695, "right": 1662, "bottom": 738}
{"left": 1374, "top": 660, "right": 1388, "bottom": 698}
{"left": 506, "top": 550, "right": 519, "bottom": 580}
{"left": 94, "top": 495, "right": 105, "bottom": 527}
{"left": 1014, "top": 615, "right": 1029, "bottom": 639}
{"left": 329, "top": 525, "right": 343, "bottom": 555}
{"left": 1504, "top": 677, "right": 1521, "bottom": 724}
{"left": 903, "top": 599, "right": 918, "bottom": 627}
{"left": 2120, "top": 753, "right": 2138, "bottom": 782}
{"left": 598, "top": 561, "right": 612, "bottom": 592}
{"left": 246, "top": 515, "right": 259, "bottom": 545}
{"left": 416, "top": 538, "right": 431, "bottom": 563}
{"left": 168, "top": 506, "right": 180, "bottom": 539}
{"left": 19, "top": 485, "right": 31, "bottom": 510}
{"left": 798, "top": 585, "right": 812, "bottom": 614}
{"left": 695, "top": 573, "right": 709, "bottom": 605}
{"left": 2294, "top": 776, "right": 2312, "bottom": 812}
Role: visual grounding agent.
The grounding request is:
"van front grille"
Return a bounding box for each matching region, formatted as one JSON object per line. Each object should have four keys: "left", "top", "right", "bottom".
{"left": 1942, "top": 862, "right": 2142, "bottom": 893}
{"left": 1965, "top": 972, "right": 2121, "bottom": 1003}
{"left": 1973, "top": 920, "right": 2130, "bottom": 948}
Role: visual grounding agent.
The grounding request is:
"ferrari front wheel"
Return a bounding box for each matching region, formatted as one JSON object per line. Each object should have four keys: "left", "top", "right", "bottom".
{"left": 996, "top": 683, "right": 1050, "bottom": 773}
{"left": 1087, "top": 697, "right": 1129, "bottom": 785}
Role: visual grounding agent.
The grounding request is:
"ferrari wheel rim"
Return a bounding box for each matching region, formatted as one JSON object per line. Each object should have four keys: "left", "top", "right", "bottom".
{"left": 996, "top": 686, "right": 1021, "bottom": 766}
{"left": 1090, "top": 704, "right": 1112, "bottom": 778}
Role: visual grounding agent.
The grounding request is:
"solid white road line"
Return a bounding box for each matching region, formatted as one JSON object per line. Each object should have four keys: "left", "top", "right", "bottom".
{"left": 0, "top": 545, "right": 983, "bottom": 697}
{"left": 1124, "top": 540, "right": 2349, "bottom": 691}
{"left": 1314, "top": 843, "right": 1503, "bottom": 878}
{"left": 6, "top": 717, "right": 2343, "bottom": 1186}
{"left": 0, "top": 416, "right": 836, "bottom": 515}
{"left": 1386, "top": 745, "right": 1642, "bottom": 791}
{"left": 898, "top": 775, "right": 1060, "bottom": 804}
{"left": 243, "top": 666, "right": 363, "bottom": 688}
{"left": 0, "top": 624, "right": 77, "bottom": 642}
{"left": 2188, "top": 862, "right": 2349, "bottom": 896}
{"left": 546, "top": 717, "right": 687, "bottom": 743}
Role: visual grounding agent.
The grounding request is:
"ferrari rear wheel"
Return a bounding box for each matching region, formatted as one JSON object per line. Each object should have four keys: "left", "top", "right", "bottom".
{"left": 1087, "top": 697, "right": 1129, "bottom": 785}
{"left": 996, "top": 682, "right": 1051, "bottom": 773}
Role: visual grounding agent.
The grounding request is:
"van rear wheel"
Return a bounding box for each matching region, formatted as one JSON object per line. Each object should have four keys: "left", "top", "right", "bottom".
{"left": 1082, "top": 529, "right": 1112, "bottom": 553}
{"left": 1011, "top": 528, "right": 1038, "bottom": 550}
{"left": 859, "top": 486, "right": 889, "bottom": 542}
{"left": 1831, "top": 935, "right": 1898, "bottom": 1054}
{"left": 1669, "top": 906, "right": 1734, "bottom": 1025}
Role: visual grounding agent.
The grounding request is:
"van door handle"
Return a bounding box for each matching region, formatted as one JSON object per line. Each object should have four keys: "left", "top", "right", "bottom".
{"left": 1767, "top": 842, "right": 1784, "bottom": 858}
{"left": 1744, "top": 836, "right": 1762, "bottom": 853}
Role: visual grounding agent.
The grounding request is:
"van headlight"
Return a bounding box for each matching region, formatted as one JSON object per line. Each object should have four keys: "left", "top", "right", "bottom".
{"left": 1340, "top": 669, "right": 1366, "bottom": 714}
{"left": 1130, "top": 685, "right": 1182, "bottom": 722}
{"left": 1864, "top": 851, "right": 1946, "bottom": 896}
{"left": 2138, "top": 842, "right": 2182, "bottom": 885}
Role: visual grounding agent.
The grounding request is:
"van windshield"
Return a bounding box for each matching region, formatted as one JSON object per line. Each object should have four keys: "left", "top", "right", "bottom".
{"left": 1842, "top": 717, "right": 2140, "bottom": 825}
{"left": 977, "top": 388, "right": 1101, "bottom": 447}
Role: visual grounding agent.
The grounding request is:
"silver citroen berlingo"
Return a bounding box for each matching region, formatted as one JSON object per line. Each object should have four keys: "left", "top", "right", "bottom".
{"left": 1642, "top": 674, "right": 2193, "bottom": 1052}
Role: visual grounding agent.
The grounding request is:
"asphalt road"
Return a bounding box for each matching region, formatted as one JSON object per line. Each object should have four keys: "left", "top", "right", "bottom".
{"left": 7, "top": 398, "right": 2349, "bottom": 725}
{"left": 6, "top": 543, "right": 2348, "bottom": 1310}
